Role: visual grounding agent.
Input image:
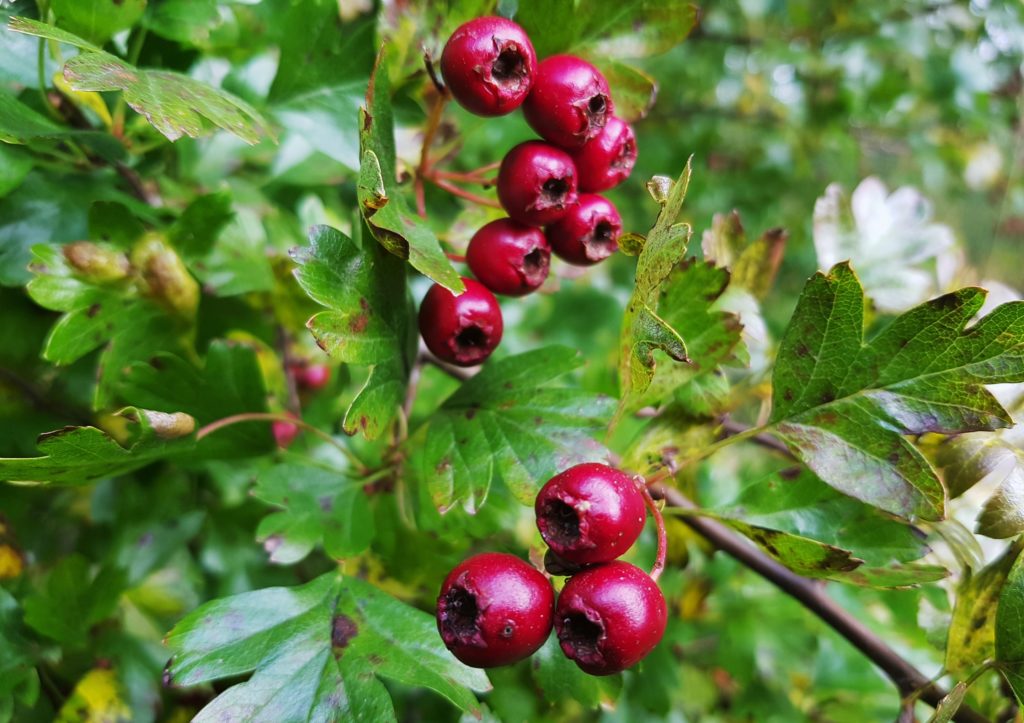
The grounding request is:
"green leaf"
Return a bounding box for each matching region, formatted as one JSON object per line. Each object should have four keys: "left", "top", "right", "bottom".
{"left": 927, "top": 681, "right": 968, "bottom": 723}
{"left": 168, "top": 192, "right": 234, "bottom": 259}
{"left": 0, "top": 406, "right": 195, "bottom": 485}
{"left": 701, "top": 210, "right": 787, "bottom": 299}
{"left": 9, "top": 17, "right": 275, "bottom": 145}
{"left": 358, "top": 48, "right": 463, "bottom": 292}
{"left": 616, "top": 159, "right": 694, "bottom": 420}
{"left": 253, "top": 463, "right": 374, "bottom": 564}
{"left": 531, "top": 635, "right": 618, "bottom": 707}
{"left": 291, "top": 224, "right": 416, "bottom": 439}
{"left": 407, "top": 346, "right": 615, "bottom": 513}
{"left": 274, "top": 82, "right": 364, "bottom": 171}
{"left": 0, "top": 589, "right": 39, "bottom": 714}
{"left": 22, "top": 554, "right": 125, "bottom": 646}
{"left": 143, "top": 0, "right": 221, "bottom": 46}
{"left": 51, "top": 0, "right": 146, "bottom": 45}
{"left": 770, "top": 263, "right": 1024, "bottom": 521}
{"left": 117, "top": 341, "right": 274, "bottom": 459}
{"left": 996, "top": 547, "right": 1024, "bottom": 703}
{"left": 0, "top": 144, "right": 32, "bottom": 199}
{"left": 589, "top": 59, "right": 657, "bottom": 122}
{"left": 165, "top": 572, "right": 490, "bottom": 720}
{"left": 0, "top": 90, "right": 125, "bottom": 162}
{"left": 947, "top": 541, "right": 1023, "bottom": 676}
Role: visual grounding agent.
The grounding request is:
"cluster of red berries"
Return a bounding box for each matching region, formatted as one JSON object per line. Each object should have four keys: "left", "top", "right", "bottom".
{"left": 419, "top": 16, "right": 638, "bottom": 368}
{"left": 436, "top": 463, "right": 667, "bottom": 675}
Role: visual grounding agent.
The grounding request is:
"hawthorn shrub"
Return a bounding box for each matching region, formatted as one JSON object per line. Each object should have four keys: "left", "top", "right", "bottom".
{"left": 1, "top": 1, "right": 1023, "bottom": 722}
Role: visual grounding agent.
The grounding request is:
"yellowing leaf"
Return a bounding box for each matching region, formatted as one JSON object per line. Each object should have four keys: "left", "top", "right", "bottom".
{"left": 55, "top": 668, "right": 131, "bottom": 723}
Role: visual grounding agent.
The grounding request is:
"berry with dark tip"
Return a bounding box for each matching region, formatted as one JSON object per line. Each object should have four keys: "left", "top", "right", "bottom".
{"left": 419, "top": 278, "right": 504, "bottom": 367}
{"left": 535, "top": 463, "right": 645, "bottom": 566}
{"left": 497, "top": 141, "right": 579, "bottom": 227}
{"left": 545, "top": 194, "right": 622, "bottom": 266}
{"left": 466, "top": 218, "right": 550, "bottom": 296}
{"left": 441, "top": 17, "right": 537, "bottom": 117}
{"left": 554, "top": 561, "right": 667, "bottom": 675}
{"left": 523, "top": 55, "right": 614, "bottom": 148}
{"left": 437, "top": 552, "right": 555, "bottom": 668}
{"left": 570, "top": 116, "right": 637, "bottom": 192}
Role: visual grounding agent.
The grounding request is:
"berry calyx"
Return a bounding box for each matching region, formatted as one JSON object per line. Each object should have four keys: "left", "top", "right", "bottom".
{"left": 437, "top": 552, "right": 555, "bottom": 668}
{"left": 545, "top": 194, "right": 622, "bottom": 266}
{"left": 570, "top": 116, "right": 637, "bottom": 192}
{"left": 523, "top": 55, "right": 614, "bottom": 148}
{"left": 497, "top": 141, "right": 579, "bottom": 227}
{"left": 419, "top": 278, "right": 504, "bottom": 367}
{"left": 466, "top": 218, "right": 550, "bottom": 296}
{"left": 554, "top": 561, "right": 667, "bottom": 675}
{"left": 535, "top": 463, "right": 646, "bottom": 566}
{"left": 441, "top": 17, "right": 537, "bottom": 116}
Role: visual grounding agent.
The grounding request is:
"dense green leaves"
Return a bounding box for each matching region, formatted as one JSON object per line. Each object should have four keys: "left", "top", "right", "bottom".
{"left": 408, "top": 346, "right": 615, "bottom": 512}
{"left": 770, "top": 263, "right": 1024, "bottom": 521}
{"left": 9, "top": 17, "right": 274, "bottom": 144}
{"left": 357, "top": 47, "right": 463, "bottom": 292}
{"left": 292, "top": 224, "right": 416, "bottom": 439}
{"left": 997, "top": 549, "right": 1024, "bottom": 704}
{"left": 22, "top": 555, "right": 124, "bottom": 647}
{"left": 165, "top": 571, "right": 490, "bottom": 720}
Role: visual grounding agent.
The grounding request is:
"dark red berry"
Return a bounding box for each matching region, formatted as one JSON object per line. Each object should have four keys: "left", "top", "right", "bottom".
{"left": 272, "top": 414, "right": 300, "bottom": 448}
{"left": 545, "top": 194, "right": 622, "bottom": 266}
{"left": 535, "top": 463, "right": 645, "bottom": 566}
{"left": 523, "top": 55, "right": 613, "bottom": 148}
{"left": 466, "top": 219, "right": 550, "bottom": 296}
{"left": 292, "top": 363, "right": 331, "bottom": 391}
{"left": 440, "top": 17, "right": 537, "bottom": 116}
{"left": 437, "top": 552, "right": 555, "bottom": 668}
{"left": 570, "top": 116, "right": 637, "bottom": 192}
{"left": 497, "top": 141, "right": 579, "bottom": 227}
{"left": 419, "top": 278, "right": 503, "bottom": 367}
{"left": 555, "top": 561, "right": 667, "bottom": 675}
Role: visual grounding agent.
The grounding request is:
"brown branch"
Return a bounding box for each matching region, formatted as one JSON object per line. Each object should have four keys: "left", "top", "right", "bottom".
{"left": 719, "top": 417, "right": 793, "bottom": 458}
{"left": 652, "top": 485, "right": 991, "bottom": 723}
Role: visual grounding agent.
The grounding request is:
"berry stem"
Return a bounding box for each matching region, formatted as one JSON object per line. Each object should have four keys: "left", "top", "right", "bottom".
{"left": 427, "top": 176, "right": 503, "bottom": 208}
{"left": 445, "top": 252, "right": 466, "bottom": 262}
{"left": 434, "top": 169, "right": 496, "bottom": 186}
{"left": 638, "top": 482, "right": 667, "bottom": 581}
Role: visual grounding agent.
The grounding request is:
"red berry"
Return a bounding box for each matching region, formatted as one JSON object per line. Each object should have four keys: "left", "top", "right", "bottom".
{"left": 545, "top": 194, "right": 622, "bottom": 266}
{"left": 535, "top": 463, "right": 646, "bottom": 566}
{"left": 523, "top": 55, "right": 613, "bottom": 148}
{"left": 437, "top": 552, "right": 555, "bottom": 668}
{"left": 440, "top": 17, "right": 537, "bottom": 116}
{"left": 555, "top": 561, "right": 667, "bottom": 675}
{"left": 497, "top": 141, "right": 579, "bottom": 227}
{"left": 294, "top": 363, "right": 331, "bottom": 391}
{"left": 570, "top": 116, "right": 637, "bottom": 192}
{"left": 419, "top": 278, "right": 503, "bottom": 367}
{"left": 272, "top": 415, "right": 300, "bottom": 448}
{"left": 466, "top": 219, "right": 550, "bottom": 296}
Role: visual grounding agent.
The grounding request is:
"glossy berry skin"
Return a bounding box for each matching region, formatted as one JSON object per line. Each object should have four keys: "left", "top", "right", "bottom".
{"left": 535, "top": 463, "right": 646, "bottom": 566}
{"left": 419, "top": 278, "right": 503, "bottom": 367}
{"left": 570, "top": 116, "right": 637, "bottom": 192}
{"left": 555, "top": 561, "right": 667, "bottom": 675}
{"left": 272, "top": 415, "right": 300, "bottom": 448}
{"left": 441, "top": 17, "right": 537, "bottom": 116}
{"left": 523, "top": 55, "right": 613, "bottom": 148}
{"left": 497, "top": 141, "right": 579, "bottom": 227}
{"left": 467, "top": 219, "right": 550, "bottom": 296}
{"left": 292, "top": 363, "right": 331, "bottom": 391}
{"left": 437, "top": 552, "right": 555, "bottom": 668}
{"left": 545, "top": 194, "right": 622, "bottom": 266}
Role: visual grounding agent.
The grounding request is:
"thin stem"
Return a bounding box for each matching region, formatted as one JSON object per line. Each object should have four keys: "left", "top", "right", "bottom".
{"left": 434, "top": 169, "right": 496, "bottom": 186}
{"left": 720, "top": 417, "right": 793, "bottom": 458}
{"left": 37, "top": 37, "right": 61, "bottom": 121}
{"left": 638, "top": 482, "right": 667, "bottom": 581}
{"left": 445, "top": 252, "right": 466, "bottom": 263}
{"left": 651, "top": 485, "right": 990, "bottom": 723}
{"left": 196, "top": 412, "right": 366, "bottom": 473}
{"left": 276, "top": 326, "right": 301, "bottom": 416}
{"left": 677, "top": 423, "right": 766, "bottom": 469}
{"left": 427, "top": 176, "right": 503, "bottom": 208}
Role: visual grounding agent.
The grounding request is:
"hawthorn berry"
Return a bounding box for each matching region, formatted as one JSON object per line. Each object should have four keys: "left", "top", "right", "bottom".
{"left": 545, "top": 194, "right": 622, "bottom": 266}
{"left": 419, "top": 278, "right": 503, "bottom": 367}
{"left": 570, "top": 116, "right": 637, "bottom": 192}
{"left": 466, "top": 218, "right": 550, "bottom": 296}
{"left": 523, "top": 55, "right": 613, "bottom": 148}
{"left": 440, "top": 17, "right": 537, "bottom": 116}
{"left": 555, "top": 561, "right": 667, "bottom": 675}
{"left": 272, "top": 415, "right": 300, "bottom": 448}
{"left": 497, "top": 141, "right": 579, "bottom": 227}
{"left": 535, "top": 463, "right": 646, "bottom": 566}
{"left": 292, "top": 363, "right": 331, "bottom": 391}
{"left": 437, "top": 552, "right": 555, "bottom": 668}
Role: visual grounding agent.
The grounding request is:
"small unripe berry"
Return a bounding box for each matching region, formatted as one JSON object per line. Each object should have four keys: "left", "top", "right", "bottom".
{"left": 497, "top": 141, "right": 579, "bottom": 227}
{"left": 545, "top": 194, "right": 622, "bottom": 266}
{"left": 419, "top": 278, "right": 503, "bottom": 367}
{"left": 535, "top": 463, "right": 646, "bottom": 566}
{"left": 555, "top": 561, "right": 667, "bottom": 675}
{"left": 441, "top": 17, "right": 537, "bottom": 116}
{"left": 437, "top": 552, "right": 554, "bottom": 668}
{"left": 570, "top": 116, "right": 637, "bottom": 192}
{"left": 523, "top": 55, "right": 613, "bottom": 148}
{"left": 466, "top": 219, "right": 550, "bottom": 297}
